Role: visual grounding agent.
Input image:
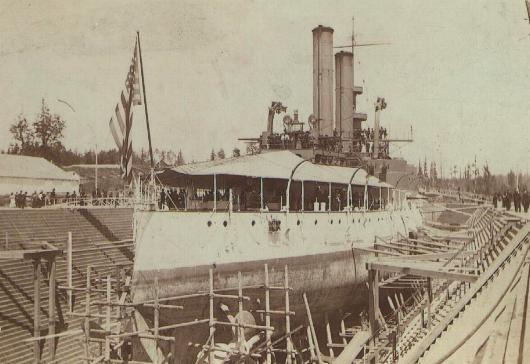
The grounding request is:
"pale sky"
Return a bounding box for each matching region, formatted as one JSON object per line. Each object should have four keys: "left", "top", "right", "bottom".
{"left": 1, "top": 0, "right": 529, "bottom": 174}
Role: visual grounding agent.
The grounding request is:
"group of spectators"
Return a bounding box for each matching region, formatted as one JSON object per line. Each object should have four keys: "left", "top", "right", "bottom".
{"left": 159, "top": 188, "right": 186, "bottom": 210}
{"left": 492, "top": 190, "right": 530, "bottom": 213}
{"left": 351, "top": 128, "right": 390, "bottom": 157}
{"left": 10, "top": 189, "right": 58, "bottom": 208}
{"left": 8, "top": 188, "right": 133, "bottom": 208}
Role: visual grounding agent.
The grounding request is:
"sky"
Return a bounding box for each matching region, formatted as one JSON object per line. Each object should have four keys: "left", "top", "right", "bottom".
{"left": 1, "top": 0, "right": 530, "bottom": 174}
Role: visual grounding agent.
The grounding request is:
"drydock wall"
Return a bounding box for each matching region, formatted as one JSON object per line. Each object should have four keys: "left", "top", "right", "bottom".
{"left": 0, "top": 208, "right": 133, "bottom": 364}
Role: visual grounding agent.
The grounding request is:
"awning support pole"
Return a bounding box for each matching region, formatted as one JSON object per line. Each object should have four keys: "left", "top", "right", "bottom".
{"left": 364, "top": 182, "right": 368, "bottom": 210}
{"left": 260, "top": 178, "right": 264, "bottom": 211}
{"left": 301, "top": 181, "right": 305, "bottom": 212}
{"left": 328, "top": 182, "right": 332, "bottom": 212}
{"left": 347, "top": 184, "right": 351, "bottom": 210}
{"left": 213, "top": 174, "right": 217, "bottom": 212}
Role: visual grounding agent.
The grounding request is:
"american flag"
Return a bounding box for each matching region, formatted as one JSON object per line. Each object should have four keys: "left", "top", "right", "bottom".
{"left": 109, "top": 41, "right": 142, "bottom": 185}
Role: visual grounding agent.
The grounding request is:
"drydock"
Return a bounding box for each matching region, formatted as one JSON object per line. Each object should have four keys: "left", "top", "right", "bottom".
{"left": 1, "top": 202, "right": 530, "bottom": 363}
{"left": 1, "top": 8, "right": 529, "bottom": 364}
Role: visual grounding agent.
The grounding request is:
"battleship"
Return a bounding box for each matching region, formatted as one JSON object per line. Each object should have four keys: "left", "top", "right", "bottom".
{"left": 129, "top": 24, "right": 423, "bottom": 361}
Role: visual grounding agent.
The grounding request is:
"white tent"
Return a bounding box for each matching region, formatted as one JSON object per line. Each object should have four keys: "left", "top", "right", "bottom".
{"left": 167, "top": 151, "right": 392, "bottom": 188}
{"left": 0, "top": 154, "right": 80, "bottom": 195}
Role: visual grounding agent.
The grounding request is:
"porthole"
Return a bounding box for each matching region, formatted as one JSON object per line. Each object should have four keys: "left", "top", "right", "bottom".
{"left": 314, "top": 220, "right": 318, "bottom": 225}
{"left": 330, "top": 220, "right": 333, "bottom": 224}
{"left": 223, "top": 221, "right": 228, "bottom": 227}
{"left": 207, "top": 221, "right": 212, "bottom": 227}
{"left": 358, "top": 219, "right": 361, "bottom": 223}
{"left": 297, "top": 220, "right": 301, "bottom": 226}
{"left": 251, "top": 220, "right": 256, "bottom": 226}
{"left": 338, "top": 219, "right": 341, "bottom": 224}
{"left": 352, "top": 219, "right": 355, "bottom": 223}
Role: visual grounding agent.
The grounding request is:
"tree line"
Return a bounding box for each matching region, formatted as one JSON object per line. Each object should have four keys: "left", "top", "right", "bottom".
{"left": 418, "top": 157, "right": 528, "bottom": 195}
{"left": 5, "top": 98, "right": 186, "bottom": 167}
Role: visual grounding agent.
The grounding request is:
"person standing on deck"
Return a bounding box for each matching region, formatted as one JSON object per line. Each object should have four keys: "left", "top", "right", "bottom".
{"left": 506, "top": 191, "right": 512, "bottom": 211}
{"left": 523, "top": 189, "right": 530, "bottom": 214}
{"left": 493, "top": 193, "right": 498, "bottom": 209}
{"left": 514, "top": 190, "right": 521, "bottom": 213}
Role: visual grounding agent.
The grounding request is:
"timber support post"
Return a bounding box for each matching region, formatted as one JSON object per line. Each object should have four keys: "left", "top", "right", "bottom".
{"left": 368, "top": 268, "right": 379, "bottom": 364}
{"left": 47, "top": 256, "right": 57, "bottom": 361}
{"left": 33, "top": 258, "right": 41, "bottom": 364}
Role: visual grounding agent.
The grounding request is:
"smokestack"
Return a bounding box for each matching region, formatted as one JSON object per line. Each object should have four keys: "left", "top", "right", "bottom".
{"left": 312, "top": 25, "right": 334, "bottom": 137}
{"left": 335, "top": 51, "right": 353, "bottom": 141}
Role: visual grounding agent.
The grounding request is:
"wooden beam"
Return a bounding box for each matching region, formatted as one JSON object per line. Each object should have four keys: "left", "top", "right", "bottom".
{"left": 34, "top": 259, "right": 41, "bottom": 363}
{"left": 368, "top": 269, "right": 379, "bottom": 364}
{"left": 375, "top": 242, "right": 431, "bottom": 255}
{"left": 67, "top": 233, "right": 73, "bottom": 313}
{"left": 48, "top": 257, "right": 56, "bottom": 361}
{"left": 408, "top": 238, "right": 457, "bottom": 250}
{"left": 366, "top": 259, "right": 478, "bottom": 283}
{"left": 392, "top": 251, "right": 476, "bottom": 261}
{"left": 352, "top": 247, "right": 402, "bottom": 257}
{"left": 0, "top": 248, "right": 62, "bottom": 260}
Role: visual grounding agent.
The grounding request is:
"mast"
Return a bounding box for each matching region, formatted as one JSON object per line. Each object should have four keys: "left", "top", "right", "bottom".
{"left": 95, "top": 143, "right": 98, "bottom": 193}
{"left": 352, "top": 17, "right": 355, "bottom": 106}
{"left": 136, "top": 31, "right": 155, "bottom": 171}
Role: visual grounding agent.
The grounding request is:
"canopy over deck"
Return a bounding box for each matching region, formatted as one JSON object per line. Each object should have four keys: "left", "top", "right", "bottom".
{"left": 158, "top": 151, "right": 392, "bottom": 188}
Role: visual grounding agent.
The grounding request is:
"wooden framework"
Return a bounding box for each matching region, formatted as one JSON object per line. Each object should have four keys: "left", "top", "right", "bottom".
{"left": 0, "top": 242, "right": 62, "bottom": 363}
{"left": 70, "top": 263, "right": 300, "bottom": 364}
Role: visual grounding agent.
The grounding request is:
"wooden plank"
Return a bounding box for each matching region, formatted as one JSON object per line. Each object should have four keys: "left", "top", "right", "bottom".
{"left": 504, "top": 262, "right": 530, "bottom": 364}
{"left": 48, "top": 257, "right": 56, "bottom": 361}
{"left": 368, "top": 269, "right": 379, "bottom": 364}
{"left": 393, "top": 251, "right": 475, "bottom": 261}
{"left": 352, "top": 247, "right": 401, "bottom": 257}
{"left": 402, "top": 223, "right": 530, "bottom": 363}
{"left": 332, "top": 330, "right": 371, "bottom": 364}
{"left": 33, "top": 259, "right": 41, "bottom": 363}
{"left": 367, "top": 260, "right": 478, "bottom": 283}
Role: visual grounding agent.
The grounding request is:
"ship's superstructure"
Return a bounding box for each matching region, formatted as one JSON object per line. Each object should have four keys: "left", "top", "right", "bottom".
{"left": 240, "top": 24, "right": 414, "bottom": 186}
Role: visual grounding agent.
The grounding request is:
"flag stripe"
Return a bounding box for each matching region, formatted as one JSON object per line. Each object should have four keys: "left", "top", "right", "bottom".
{"left": 114, "top": 104, "right": 125, "bottom": 134}
{"left": 109, "top": 118, "right": 122, "bottom": 151}
{"left": 108, "top": 39, "right": 141, "bottom": 185}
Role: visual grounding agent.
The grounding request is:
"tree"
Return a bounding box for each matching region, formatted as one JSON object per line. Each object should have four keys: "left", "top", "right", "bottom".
{"left": 9, "top": 114, "right": 34, "bottom": 154}
{"left": 507, "top": 170, "right": 516, "bottom": 190}
{"left": 210, "top": 149, "right": 215, "bottom": 161}
{"left": 482, "top": 164, "right": 494, "bottom": 194}
{"left": 176, "top": 149, "right": 185, "bottom": 165}
{"left": 232, "top": 147, "right": 241, "bottom": 157}
{"left": 217, "top": 148, "right": 225, "bottom": 159}
{"left": 33, "top": 99, "right": 65, "bottom": 150}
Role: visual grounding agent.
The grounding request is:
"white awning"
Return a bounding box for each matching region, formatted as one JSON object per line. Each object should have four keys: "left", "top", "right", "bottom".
{"left": 165, "top": 151, "right": 393, "bottom": 188}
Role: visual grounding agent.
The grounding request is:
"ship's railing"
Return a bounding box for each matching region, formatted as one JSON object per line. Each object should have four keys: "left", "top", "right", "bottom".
{"left": 60, "top": 197, "right": 135, "bottom": 208}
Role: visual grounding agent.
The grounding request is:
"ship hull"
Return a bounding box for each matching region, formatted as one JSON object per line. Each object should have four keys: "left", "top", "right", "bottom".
{"left": 130, "top": 207, "right": 422, "bottom": 359}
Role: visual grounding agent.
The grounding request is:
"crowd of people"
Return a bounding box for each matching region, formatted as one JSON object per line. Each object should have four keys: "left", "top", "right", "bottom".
{"left": 492, "top": 190, "right": 530, "bottom": 213}
{"left": 265, "top": 127, "right": 390, "bottom": 158}
{"left": 10, "top": 189, "right": 59, "bottom": 208}
{"left": 351, "top": 128, "right": 389, "bottom": 157}
{"left": 8, "top": 188, "right": 133, "bottom": 208}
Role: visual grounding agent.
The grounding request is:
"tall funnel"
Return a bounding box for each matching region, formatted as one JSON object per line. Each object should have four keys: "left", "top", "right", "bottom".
{"left": 335, "top": 51, "right": 353, "bottom": 140}
{"left": 313, "top": 25, "right": 334, "bottom": 137}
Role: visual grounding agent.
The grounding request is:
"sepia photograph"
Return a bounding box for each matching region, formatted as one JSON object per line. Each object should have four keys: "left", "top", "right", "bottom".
{"left": 1, "top": 0, "right": 530, "bottom": 363}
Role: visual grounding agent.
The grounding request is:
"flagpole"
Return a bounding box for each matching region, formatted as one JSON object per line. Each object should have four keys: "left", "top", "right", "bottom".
{"left": 136, "top": 31, "right": 155, "bottom": 171}
{"left": 95, "top": 143, "right": 98, "bottom": 194}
